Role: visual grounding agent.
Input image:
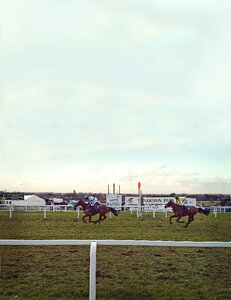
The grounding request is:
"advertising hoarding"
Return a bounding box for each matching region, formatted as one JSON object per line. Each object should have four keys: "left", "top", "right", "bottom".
{"left": 106, "top": 194, "right": 122, "bottom": 209}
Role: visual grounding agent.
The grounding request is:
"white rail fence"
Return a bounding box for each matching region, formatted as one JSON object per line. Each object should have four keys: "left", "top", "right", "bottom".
{"left": 0, "top": 204, "right": 230, "bottom": 219}
{"left": 0, "top": 239, "right": 231, "bottom": 300}
{"left": 0, "top": 205, "right": 81, "bottom": 219}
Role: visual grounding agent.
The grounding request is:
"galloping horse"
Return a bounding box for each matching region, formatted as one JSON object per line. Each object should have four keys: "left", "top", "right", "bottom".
{"left": 74, "top": 199, "right": 118, "bottom": 224}
{"left": 165, "top": 200, "right": 210, "bottom": 227}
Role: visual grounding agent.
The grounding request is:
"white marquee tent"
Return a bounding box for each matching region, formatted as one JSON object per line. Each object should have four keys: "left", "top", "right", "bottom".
{"left": 12, "top": 195, "right": 46, "bottom": 206}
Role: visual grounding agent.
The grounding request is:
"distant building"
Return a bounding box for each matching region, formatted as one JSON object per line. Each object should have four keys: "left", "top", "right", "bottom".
{"left": 52, "top": 198, "right": 64, "bottom": 204}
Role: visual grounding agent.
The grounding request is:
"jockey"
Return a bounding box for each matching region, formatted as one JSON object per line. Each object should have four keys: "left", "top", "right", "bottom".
{"left": 175, "top": 196, "right": 188, "bottom": 211}
{"left": 84, "top": 196, "right": 100, "bottom": 212}
{"left": 175, "top": 195, "right": 184, "bottom": 205}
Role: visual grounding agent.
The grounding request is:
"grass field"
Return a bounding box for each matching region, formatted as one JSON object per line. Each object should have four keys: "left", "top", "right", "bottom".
{"left": 0, "top": 211, "right": 231, "bottom": 300}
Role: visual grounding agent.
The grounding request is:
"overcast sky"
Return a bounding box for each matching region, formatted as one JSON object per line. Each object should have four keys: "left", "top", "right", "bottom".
{"left": 0, "top": 0, "right": 231, "bottom": 194}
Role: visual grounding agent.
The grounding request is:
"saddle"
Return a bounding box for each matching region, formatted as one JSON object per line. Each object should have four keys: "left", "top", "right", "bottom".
{"left": 182, "top": 205, "right": 189, "bottom": 212}
{"left": 89, "top": 204, "right": 100, "bottom": 212}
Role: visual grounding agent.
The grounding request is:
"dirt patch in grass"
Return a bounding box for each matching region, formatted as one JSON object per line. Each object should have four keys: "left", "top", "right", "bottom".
{"left": 121, "top": 250, "right": 134, "bottom": 256}
{"left": 96, "top": 271, "right": 113, "bottom": 279}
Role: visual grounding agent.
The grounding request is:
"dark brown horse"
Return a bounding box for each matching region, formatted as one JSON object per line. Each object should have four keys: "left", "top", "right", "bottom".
{"left": 165, "top": 200, "right": 210, "bottom": 227}
{"left": 74, "top": 199, "right": 118, "bottom": 224}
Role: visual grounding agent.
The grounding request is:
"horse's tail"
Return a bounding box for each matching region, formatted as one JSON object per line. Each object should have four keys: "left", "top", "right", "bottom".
{"left": 109, "top": 207, "right": 118, "bottom": 216}
{"left": 198, "top": 207, "right": 210, "bottom": 216}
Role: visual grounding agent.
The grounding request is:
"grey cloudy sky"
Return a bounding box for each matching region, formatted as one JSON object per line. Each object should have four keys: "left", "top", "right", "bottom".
{"left": 0, "top": 0, "right": 231, "bottom": 194}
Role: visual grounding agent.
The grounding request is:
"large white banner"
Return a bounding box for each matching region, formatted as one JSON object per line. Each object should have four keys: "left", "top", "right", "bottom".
{"left": 106, "top": 194, "right": 122, "bottom": 209}
{"left": 124, "top": 196, "right": 197, "bottom": 208}
{"left": 125, "top": 196, "right": 175, "bottom": 207}
{"left": 143, "top": 197, "right": 175, "bottom": 206}
{"left": 124, "top": 196, "right": 140, "bottom": 207}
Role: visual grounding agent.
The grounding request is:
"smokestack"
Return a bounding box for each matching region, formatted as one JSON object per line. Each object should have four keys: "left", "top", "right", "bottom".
{"left": 113, "top": 183, "right": 115, "bottom": 194}
{"left": 118, "top": 185, "right": 120, "bottom": 194}
{"left": 107, "top": 184, "right": 110, "bottom": 194}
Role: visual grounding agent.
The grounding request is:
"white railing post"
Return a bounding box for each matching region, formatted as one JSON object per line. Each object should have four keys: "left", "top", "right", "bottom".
{"left": 44, "top": 207, "right": 47, "bottom": 219}
{"left": 153, "top": 210, "right": 155, "bottom": 218}
{"left": 214, "top": 207, "right": 217, "bottom": 218}
{"left": 9, "top": 205, "right": 12, "bottom": 219}
{"left": 89, "top": 242, "right": 97, "bottom": 300}
{"left": 136, "top": 209, "right": 139, "bottom": 218}
{"left": 77, "top": 207, "right": 80, "bottom": 218}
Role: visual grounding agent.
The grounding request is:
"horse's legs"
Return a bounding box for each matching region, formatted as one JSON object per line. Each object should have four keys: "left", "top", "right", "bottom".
{"left": 82, "top": 213, "right": 94, "bottom": 223}
{"left": 169, "top": 215, "right": 178, "bottom": 224}
{"left": 94, "top": 213, "right": 107, "bottom": 224}
{"left": 176, "top": 217, "right": 184, "bottom": 223}
{"left": 82, "top": 215, "right": 88, "bottom": 223}
{"left": 94, "top": 213, "right": 102, "bottom": 224}
{"left": 101, "top": 215, "right": 107, "bottom": 222}
{"left": 184, "top": 215, "right": 194, "bottom": 227}
{"left": 184, "top": 218, "right": 191, "bottom": 227}
{"left": 99, "top": 215, "right": 107, "bottom": 224}
{"left": 88, "top": 216, "right": 96, "bottom": 223}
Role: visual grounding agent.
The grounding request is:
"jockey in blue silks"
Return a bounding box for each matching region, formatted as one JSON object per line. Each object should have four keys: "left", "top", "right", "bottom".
{"left": 84, "top": 196, "right": 100, "bottom": 212}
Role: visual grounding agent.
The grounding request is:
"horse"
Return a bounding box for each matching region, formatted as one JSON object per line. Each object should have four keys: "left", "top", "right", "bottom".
{"left": 164, "top": 200, "right": 210, "bottom": 227}
{"left": 74, "top": 199, "right": 118, "bottom": 224}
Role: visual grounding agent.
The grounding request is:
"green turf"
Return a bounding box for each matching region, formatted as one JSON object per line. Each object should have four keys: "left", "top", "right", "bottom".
{"left": 0, "top": 211, "right": 230, "bottom": 299}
